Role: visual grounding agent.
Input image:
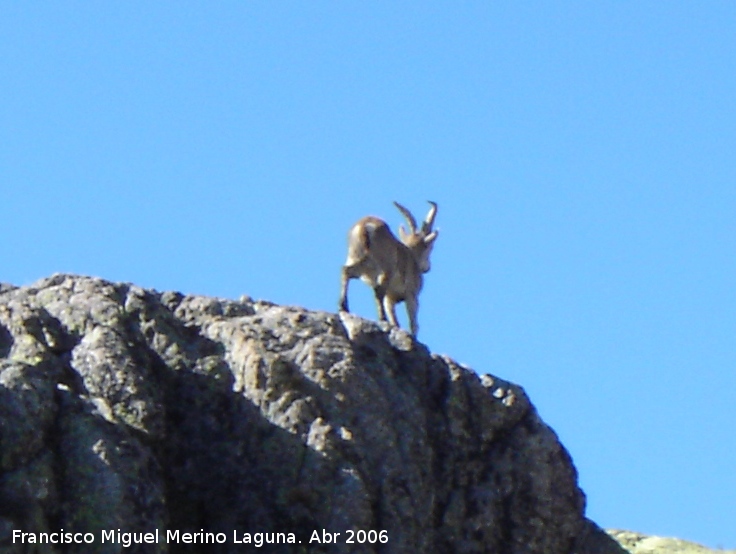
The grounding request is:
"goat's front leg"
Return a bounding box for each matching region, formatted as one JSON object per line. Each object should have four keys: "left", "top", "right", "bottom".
{"left": 373, "top": 285, "right": 388, "bottom": 322}
{"left": 383, "top": 295, "right": 399, "bottom": 328}
{"left": 405, "top": 295, "right": 419, "bottom": 336}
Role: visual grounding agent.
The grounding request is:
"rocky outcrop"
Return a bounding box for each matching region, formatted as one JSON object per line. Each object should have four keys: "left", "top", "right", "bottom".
{"left": 0, "top": 274, "right": 623, "bottom": 553}
{"left": 607, "top": 530, "right": 736, "bottom": 554}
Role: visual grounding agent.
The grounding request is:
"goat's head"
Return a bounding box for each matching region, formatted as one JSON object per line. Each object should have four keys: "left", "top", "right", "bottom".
{"left": 394, "top": 201, "right": 439, "bottom": 273}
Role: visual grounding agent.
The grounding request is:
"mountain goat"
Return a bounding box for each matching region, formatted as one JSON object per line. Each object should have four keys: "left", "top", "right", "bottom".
{"left": 339, "top": 201, "right": 438, "bottom": 336}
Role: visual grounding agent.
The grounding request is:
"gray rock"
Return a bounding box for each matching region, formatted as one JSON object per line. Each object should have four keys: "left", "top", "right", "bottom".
{"left": 607, "top": 529, "right": 736, "bottom": 554}
{"left": 0, "top": 274, "right": 620, "bottom": 553}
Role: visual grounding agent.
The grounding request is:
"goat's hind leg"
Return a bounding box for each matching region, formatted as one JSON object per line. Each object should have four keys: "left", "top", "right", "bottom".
{"left": 339, "top": 265, "right": 356, "bottom": 312}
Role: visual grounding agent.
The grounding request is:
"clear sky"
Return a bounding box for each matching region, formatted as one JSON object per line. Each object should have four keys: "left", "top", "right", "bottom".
{"left": 2, "top": 2, "right": 734, "bottom": 548}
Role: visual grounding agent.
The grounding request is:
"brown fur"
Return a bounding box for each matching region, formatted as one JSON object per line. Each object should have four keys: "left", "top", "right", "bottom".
{"left": 339, "top": 202, "right": 438, "bottom": 336}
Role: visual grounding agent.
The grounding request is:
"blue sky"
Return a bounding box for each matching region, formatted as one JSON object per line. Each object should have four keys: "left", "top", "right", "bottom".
{"left": 2, "top": 2, "right": 735, "bottom": 548}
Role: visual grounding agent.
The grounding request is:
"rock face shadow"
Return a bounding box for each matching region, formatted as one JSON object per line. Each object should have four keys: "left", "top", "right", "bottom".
{"left": 157, "top": 359, "right": 334, "bottom": 553}
{"left": 0, "top": 324, "right": 12, "bottom": 358}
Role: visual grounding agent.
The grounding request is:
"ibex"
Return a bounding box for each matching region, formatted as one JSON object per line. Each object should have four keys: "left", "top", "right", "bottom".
{"left": 339, "top": 201, "right": 438, "bottom": 336}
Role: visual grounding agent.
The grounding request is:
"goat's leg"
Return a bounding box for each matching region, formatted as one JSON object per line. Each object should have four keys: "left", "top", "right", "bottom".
{"left": 383, "top": 296, "right": 399, "bottom": 328}
{"left": 373, "top": 285, "right": 388, "bottom": 322}
{"left": 405, "top": 295, "right": 419, "bottom": 336}
{"left": 339, "top": 265, "right": 354, "bottom": 312}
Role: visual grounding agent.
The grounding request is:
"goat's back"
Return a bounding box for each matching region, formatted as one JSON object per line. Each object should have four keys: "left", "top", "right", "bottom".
{"left": 345, "top": 216, "right": 396, "bottom": 265}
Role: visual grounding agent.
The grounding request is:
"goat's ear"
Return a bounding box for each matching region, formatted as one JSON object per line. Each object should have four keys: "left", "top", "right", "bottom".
{"left": 398, "top": 225, "right": 409, "bottom": 242}
{"left": 424, "top": 230, "right": 438, "bottom": 244}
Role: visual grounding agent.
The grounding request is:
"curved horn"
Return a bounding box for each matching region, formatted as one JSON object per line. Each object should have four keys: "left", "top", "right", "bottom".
{"left": 421, "top": 201, "right": 437, "bottom": 233}
{"left": 393, "top": 201, "right": 417, "bottom": 234}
